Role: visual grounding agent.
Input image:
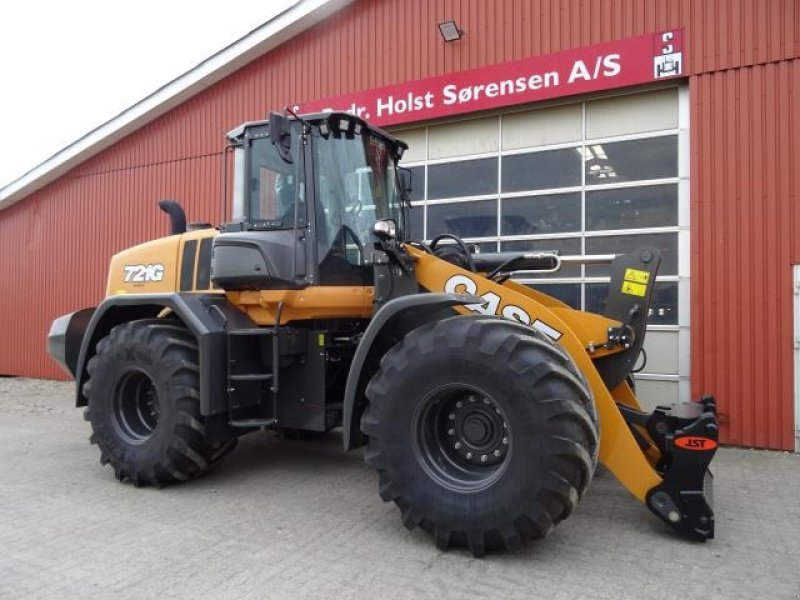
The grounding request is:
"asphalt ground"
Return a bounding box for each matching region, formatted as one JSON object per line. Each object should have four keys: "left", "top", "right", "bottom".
{"left": 1, "top": 377, "right": 798, "bottom": 599}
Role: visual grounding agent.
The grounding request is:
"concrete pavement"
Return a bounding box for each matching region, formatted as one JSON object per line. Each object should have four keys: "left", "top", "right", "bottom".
{"left": 1, "top": 377, "right": 798, "bottom": 599}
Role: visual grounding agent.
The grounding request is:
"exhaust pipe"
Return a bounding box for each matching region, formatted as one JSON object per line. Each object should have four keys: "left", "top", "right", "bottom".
{"left": 158, "top": 199, "right": 187, "bottom": 235}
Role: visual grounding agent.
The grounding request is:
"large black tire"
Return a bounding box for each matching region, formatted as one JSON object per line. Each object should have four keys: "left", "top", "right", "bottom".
{"left": 362, "top": 316, "right": 598, "bottom": 556}
{"left": 82, "top": 319, "right": 237, "bottom": 486}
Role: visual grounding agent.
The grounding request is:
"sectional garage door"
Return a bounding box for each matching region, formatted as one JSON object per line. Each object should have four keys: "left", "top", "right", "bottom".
{"left": 392, "top": 86, "right": 689, "bottom": 409}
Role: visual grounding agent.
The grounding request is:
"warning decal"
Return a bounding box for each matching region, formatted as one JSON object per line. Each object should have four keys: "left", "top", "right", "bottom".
{"left": 621, "top": 268, "right": 650, "bottom": 297}
{"left": 624, "top": 268, "right": 650, "bottom": 284}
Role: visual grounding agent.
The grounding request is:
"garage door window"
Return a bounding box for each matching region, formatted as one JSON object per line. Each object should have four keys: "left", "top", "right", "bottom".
{"left": 396, "top": 88, "right": 683, "bottom": 328}
{"left": 392, "top": 87, "right": 689, "bottom": 408}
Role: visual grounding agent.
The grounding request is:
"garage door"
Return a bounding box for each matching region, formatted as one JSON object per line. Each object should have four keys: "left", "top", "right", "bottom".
{"left": 392, "top": 86, "right": 689, "bottom": 409}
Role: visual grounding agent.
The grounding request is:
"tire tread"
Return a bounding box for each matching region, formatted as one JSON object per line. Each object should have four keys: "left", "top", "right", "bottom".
{"left": 362, "top": 316, "right": 599, "bottom": 555}
{"left": 84, "top": 319, "right": 237, "bottom": 487}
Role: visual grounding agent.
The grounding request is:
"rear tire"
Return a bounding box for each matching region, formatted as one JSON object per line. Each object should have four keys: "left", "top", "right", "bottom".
{"left": 362, "top": 316, "right": 598, "bottom": 555}
{"left": 83, "top": 319, "right": 237, "bottom": 486}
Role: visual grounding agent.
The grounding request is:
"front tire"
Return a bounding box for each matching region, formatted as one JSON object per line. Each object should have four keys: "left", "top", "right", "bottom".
{"left": 362, "top": 316, "right": 598, "bottom": 555}
{"left": 83, "top": 319, "right": 236, "bottom": 486}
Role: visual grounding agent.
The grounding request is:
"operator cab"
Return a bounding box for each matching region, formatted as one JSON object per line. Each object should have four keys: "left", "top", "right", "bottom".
{"left": 212, "top": 112, "right": 409, "bottom": 291}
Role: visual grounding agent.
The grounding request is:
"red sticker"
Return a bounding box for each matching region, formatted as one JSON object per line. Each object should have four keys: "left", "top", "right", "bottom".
{"left": 675, "top": 436, "right": 718, "bottom": 451}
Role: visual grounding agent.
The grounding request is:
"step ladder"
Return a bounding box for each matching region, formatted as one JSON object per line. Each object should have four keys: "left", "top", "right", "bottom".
{"left": 226, "top": 304, "right": 282, "bottom": 428}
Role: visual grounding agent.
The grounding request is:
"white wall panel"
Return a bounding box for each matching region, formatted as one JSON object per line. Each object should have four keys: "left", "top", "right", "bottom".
{"left": 586, "top": 89, "right": 679, "bottom": 139}
{"left": 502, "top": 104, "right": 582, "bottom": 149}
{"left": 428, "top": 117, "right": 499, "bottom": 159}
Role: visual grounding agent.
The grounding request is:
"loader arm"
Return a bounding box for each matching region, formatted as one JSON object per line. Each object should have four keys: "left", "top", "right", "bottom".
{"left": 407, "top": 244, "right": 718, "bottom": 540}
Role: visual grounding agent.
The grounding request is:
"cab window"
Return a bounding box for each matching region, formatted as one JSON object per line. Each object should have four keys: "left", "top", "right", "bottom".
{"left": 248, "top": 136, "right": 304, "bottom": 227}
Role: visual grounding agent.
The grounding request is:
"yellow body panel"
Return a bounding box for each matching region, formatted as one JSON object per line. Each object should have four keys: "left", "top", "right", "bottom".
{"left": 106, "top": 236, "right": 181, "bottom": 296}
{"left": 106, "top": 228, "right": 374, "bottom": 325}
{"left": 106, "top": 228, "right": 219, "bottom": 296}
{"left": 228, "top": 287, "right": 374, "bottom": 325}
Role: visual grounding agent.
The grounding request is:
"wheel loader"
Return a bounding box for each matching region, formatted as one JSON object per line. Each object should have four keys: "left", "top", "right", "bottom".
{"left": 48, "top": 110, "right": 718, "bottom": 555}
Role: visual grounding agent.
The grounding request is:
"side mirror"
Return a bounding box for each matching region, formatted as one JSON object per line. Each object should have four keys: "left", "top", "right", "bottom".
{"left": 397, "top": 167, "right": 413, "bottom": 205}
{"left": 268, "top": 112, "right": 293, "bottom": 164}
{"left": 373, "top": 219, "right": 398, "bottom": 240}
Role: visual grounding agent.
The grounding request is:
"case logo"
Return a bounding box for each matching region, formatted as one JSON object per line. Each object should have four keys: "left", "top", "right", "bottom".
{"left": 123, "top": 264, "right": 165, "bottom": 283}
{"left": 444, "top": 274, "right": 563, "bottom": 341}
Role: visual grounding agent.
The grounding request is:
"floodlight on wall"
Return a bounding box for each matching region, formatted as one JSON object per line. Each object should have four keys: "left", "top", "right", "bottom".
{"left": 438, "top": 20, "right": 463, "bottom": 42}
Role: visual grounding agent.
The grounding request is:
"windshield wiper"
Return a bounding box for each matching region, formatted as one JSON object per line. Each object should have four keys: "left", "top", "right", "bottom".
{"left": 248, "top": 219, "right": 287, "bottom": 230}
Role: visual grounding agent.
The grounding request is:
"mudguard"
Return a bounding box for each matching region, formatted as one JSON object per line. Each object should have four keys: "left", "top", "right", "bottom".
{"left": 342, "top": 292, "right": 481, "bottom": 451}
{"left": 62, "top": 293, "right": 257, "bottom": 415}
{"left": 48, "top": 308, "right": 96, "bottom": 377}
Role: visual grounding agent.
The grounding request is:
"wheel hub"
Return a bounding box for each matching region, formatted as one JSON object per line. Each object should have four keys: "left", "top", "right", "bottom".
{"left": 448, "top": 394, "right": 508, "bottom": 467}
{"left": 413, "top": 385, "right": 512, "bottom": 493}
{"left": 112, "top": 369, "right": 160, "bottom": 445}
{"left": 463, "top": 415, "right": 490, "bottom": 445}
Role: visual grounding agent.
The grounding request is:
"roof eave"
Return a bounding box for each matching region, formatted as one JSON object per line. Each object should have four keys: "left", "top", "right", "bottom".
{"left": 0, "top": 0, "right": 354, "bottom": 211}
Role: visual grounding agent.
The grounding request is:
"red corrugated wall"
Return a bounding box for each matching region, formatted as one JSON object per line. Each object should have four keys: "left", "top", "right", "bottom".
{"left": 690, "top": 59, "right": 800, "bottom": 449}
{"left": 0, "top": 0, "right": 797, "bottom": 448}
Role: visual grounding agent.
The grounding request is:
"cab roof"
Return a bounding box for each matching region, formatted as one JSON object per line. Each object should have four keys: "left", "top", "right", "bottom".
{"left": 226, "top": 111, "right": 408, "bottom": 153}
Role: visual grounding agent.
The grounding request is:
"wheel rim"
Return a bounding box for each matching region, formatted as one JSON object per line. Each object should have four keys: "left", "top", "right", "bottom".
{"left": 413, "top": 384, "right": 511, "bottom": 493}
{"left": 112, "top": 369, "right": 160, "bottom": 444}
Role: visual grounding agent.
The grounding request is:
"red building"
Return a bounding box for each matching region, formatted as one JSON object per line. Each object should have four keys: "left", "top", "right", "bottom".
{"left": 1, "top": 0, "right": 798, "bottom": 450}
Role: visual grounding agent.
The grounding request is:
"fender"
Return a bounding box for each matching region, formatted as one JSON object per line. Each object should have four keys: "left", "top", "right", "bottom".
{"left": 66, "top": 293, "right": 257, "bottom": 415}
{"left": 48, "top": 308, "right": 96, "bottom": 377}
{"left": 342, "top": 292, "right": 481, "bottom": 451}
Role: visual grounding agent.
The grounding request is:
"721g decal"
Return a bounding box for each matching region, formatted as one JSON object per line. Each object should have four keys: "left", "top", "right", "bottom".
{"left": 123, "top": 264, "right": 165, "bottom": 283}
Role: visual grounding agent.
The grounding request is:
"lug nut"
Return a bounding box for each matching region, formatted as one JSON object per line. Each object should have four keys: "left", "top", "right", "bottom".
{"left": 466, "top": 452, "right": 473, "bottom": 459}
{"left": 667, "top": 511, "right": 681, "bottom": 523}
{"left": 483, "top": 398, "right": 490, "bottom": 404}
{"left": 502, "top": 437, "right": 508, "bottom": 445}
{"left": 454, "top": 442, "right": 462, "bottom": 449}
{"left": 448, "top": 428, "right": 455, "bottom": 436}
{"left": 494, "top": 449, "right": 501, "bottom": 457}
{"left": 456, "top": 401, "right": 463, "bottom": 409}
{"left": 448, "top": 413, "right": 455, "bottom": 420}
{"left": 481, "top": 455, "right": 487, "bottom": 462}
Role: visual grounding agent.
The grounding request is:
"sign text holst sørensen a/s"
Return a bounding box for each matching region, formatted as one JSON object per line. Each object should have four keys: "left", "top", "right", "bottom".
{"left": 297, "top": 30, "right": 685, "bottom": 127}
{"left": 371, "top": 54, "right": 620, "bottom": 119}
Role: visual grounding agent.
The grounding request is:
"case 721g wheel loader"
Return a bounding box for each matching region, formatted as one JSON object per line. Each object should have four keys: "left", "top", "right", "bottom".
{"left": 48, "top": 111, "right": 718, "bottom": 555}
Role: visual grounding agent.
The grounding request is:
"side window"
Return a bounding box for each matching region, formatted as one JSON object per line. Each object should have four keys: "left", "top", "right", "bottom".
{"left": 248, "top": 138, "right": 303, "bottom": 226}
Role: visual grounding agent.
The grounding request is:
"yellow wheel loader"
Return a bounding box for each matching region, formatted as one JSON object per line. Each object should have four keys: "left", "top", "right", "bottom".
{"left": 48, "top": 111, "right": 718, "bottom": 555}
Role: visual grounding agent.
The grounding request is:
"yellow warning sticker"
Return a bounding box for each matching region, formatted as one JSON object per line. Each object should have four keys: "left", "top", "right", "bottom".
{"left": 621, "top": 281, "right": 647, "bottom": 297}
{"left": 318, "top": 333, "right": 326, "bottom": 347}
{"left": 624, "top": 268, "right": 650, "bottom": 284}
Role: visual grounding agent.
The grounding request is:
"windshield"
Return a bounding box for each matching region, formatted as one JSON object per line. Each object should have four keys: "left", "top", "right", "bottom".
{"left": 314, "top": 131, "right": 403, "bottom": 259}
{"left": 247, "top": 132, "right": 304, "bottom": 228}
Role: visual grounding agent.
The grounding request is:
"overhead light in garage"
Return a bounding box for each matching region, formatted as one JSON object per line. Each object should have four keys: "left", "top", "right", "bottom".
{"left": 438, "top": 20, "right": 463, "bottom": 42}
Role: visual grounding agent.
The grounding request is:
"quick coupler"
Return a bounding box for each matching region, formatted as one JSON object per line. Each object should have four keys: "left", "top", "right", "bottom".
{"left": 644, "top": 395, "right": 718, "bottom": 541}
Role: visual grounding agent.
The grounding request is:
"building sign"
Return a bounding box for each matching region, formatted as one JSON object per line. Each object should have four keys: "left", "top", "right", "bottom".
{"left": 296, "top": 30, "right": 684, "bottom": 127}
